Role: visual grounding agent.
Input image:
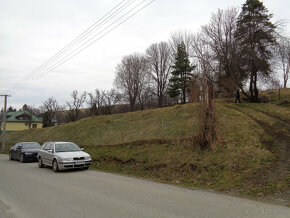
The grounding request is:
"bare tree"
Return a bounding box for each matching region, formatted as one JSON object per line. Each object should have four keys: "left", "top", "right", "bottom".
{"left": 87, "top": 89, "right": 103, "bottom": 116}
{"left": 102, "top": 89, "right": 122, "bottom": 114}
{"left": 114, "top": 53, "right": 149, "bottom": 112}
{"left": 192, "top": 34, "right": 213, "bottom": 79}
{"left": 137, "top": 82, "right": 153, "bottom": 110}
{"left": 170, "top": 30, "right": 193, "bottom": 55}
{"left": 27, "top": 105, "right": 42, "bottom": 116}
{"left": 66, "top": 90, "right": 86, "bottom": 122}
{"left": 264, "top": 77, "right": 282, "bottom": 90}
{"left": 276, "top": 36, "right": 290, "bottom": 88}
{"left": 146, "top": 42, "right": 171, "bottom": 107}
{"left": 192, "top": 8, "right": 242, "bottom": 96}
{"left": 41, "top": 97, "right": 63, "bottom": 127}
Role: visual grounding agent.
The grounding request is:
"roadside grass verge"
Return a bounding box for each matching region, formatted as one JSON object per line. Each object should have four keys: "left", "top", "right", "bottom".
{"left": 85, "top": 141, "right": 272, "bottom": 192}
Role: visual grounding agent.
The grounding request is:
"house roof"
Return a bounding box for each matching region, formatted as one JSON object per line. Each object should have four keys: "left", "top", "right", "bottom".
{"left": 6, "top": 111, "right": 16, "bottom": 116}
{"left": 4, "top": 110, "right": 42, "bottom": 122}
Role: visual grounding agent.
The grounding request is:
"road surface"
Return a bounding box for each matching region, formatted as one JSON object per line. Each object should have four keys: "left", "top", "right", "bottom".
{"left": 0, "top": 154, "right": 289, "bottom": 218}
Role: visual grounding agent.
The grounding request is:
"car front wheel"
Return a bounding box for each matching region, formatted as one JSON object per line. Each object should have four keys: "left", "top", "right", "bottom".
{"left": 38, "top": 157, "right": 44, "bottom": 168}
{"left": 20, "top": 154, "right": 25, "bottom": 163}
{"left": 52, "top": 159, "right": 59, "bottom": 172}
{"left": 9, "top": 152, "right": 13, "bottom": 160}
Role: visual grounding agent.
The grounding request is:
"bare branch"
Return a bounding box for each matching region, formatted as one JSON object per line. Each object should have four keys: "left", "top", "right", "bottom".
{"left": 66, "top": 90, "right": 86, "bottom": 122}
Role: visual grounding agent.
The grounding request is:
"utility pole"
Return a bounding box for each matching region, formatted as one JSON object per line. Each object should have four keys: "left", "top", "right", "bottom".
{"left": 1, "top": 94, "right": 11, "bottom": 153}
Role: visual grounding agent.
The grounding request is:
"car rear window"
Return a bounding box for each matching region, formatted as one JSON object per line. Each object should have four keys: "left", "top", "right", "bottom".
{"left": 21, "top": 143, "right": 41, "bottom": 149}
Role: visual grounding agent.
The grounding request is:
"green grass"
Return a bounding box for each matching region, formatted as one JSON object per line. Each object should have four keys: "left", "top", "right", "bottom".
{"left": 2, "top": 88, "right": 290, "bottom": 200}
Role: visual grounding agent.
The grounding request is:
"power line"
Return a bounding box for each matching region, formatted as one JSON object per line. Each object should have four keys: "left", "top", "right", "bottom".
{"left": 29, "top": 0, "right": 151, "bottom": 82}
{"left": 5, "top": 0, "right": 156, "bottom": 95}
{"left": 8, "top": 0, "right": 136, "bottom": 88}
{"left": 8, "top": 0, "right": 155, "bottom": 95}
{"left": 4, "top": 0, "right": 138, "bottom": 94}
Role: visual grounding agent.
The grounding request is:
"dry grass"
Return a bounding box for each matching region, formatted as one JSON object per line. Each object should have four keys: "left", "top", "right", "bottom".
{"left": 260, "top": 88, "right": 290, "bottom": 105}
{"left": 6, "top": 104, "right": 199, "bottom": 146}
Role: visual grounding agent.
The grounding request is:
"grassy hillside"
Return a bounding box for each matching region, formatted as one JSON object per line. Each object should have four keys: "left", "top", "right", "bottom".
{"left": 6, "top": 104, "right": 198, "bottom": 146}
{"left": 260, "top": 88, "right": 290, "bottom": 105}
{"left": 3, "top": 88, "right": 290, "bottom": 204}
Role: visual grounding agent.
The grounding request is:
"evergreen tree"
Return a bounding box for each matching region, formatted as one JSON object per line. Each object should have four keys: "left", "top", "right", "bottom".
{"left": 22, "top": 104, "right": 28, "bottom": 111}
{"left": 168, "top": 43, "right": 195, "bottom": 104}
{"left": 7, "top": 106, "right": 16, "bottom": 112}
{"left": 235, "top": 0, "right": 276, "bottom": 102}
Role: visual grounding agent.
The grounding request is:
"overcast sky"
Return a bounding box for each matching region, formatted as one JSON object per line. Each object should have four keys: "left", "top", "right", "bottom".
{"left": 0, "top": 0, "right": 289, "bottom": 109}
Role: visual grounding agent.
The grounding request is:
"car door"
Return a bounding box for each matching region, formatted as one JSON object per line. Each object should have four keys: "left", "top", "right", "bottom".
{"left": 41, "top": 143, "right": 50, "bottom": 165}
{"left": 15, "top": 144, "right": 22, "bottom": 160}
{"left": 46, "top": 143, "right": 55, "bottom": 166}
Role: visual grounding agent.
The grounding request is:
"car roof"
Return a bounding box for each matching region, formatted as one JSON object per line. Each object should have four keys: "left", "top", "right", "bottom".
{"left": 43, "top": 141, "right": 75, "bottom": 144}
{"left": 19, "top": 142, "right": 40, "bottom": 144}
{"left": 55, "top": 142, "right": 73, "bottom": 144}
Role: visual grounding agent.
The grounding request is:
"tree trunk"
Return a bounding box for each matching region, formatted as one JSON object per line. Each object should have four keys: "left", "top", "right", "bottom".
{"left": 249, "top": 73, "right": 254, "bottom": 102}
{"left": 139, "top": 96, "right": 144, "bottom": 110}
{"left": 182, "top": 90, "right": 186, "bottom": 104}
{"left": 240, "top": 87, "right": 250, "bottom": 100}
{"left": 129, "top": 96, "right": 135, "bottom": 112}
{"left": 158, "top": 95, "right": 163, "bottom": 107}
{"left": 130, "top": 103, "right": 134, "bottom": 112}
{"left": 253, "top": 72, "right": 259, "bottom": 102}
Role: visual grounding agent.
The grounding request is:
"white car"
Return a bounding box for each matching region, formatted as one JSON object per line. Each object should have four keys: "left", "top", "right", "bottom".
{"left": 38, "top": 142, "right": 91, "bottom": 172}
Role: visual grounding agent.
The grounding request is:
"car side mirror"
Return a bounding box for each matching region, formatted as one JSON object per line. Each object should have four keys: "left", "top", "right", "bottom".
{"left": 16, "top": 146, "right": 21, "bottom": 150}
{"left": 47, "top": 149, "right": 53, "bottom": 153}
{"left": 80, "top": 148, "right": 84, "bottom": 151}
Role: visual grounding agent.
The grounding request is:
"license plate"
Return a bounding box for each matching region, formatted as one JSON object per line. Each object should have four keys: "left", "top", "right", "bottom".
{"left": 74, "top": 162, "right": 84, "bottom": 166}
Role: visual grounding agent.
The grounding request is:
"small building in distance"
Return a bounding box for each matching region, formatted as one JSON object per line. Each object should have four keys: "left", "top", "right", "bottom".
{"left": 0, "top": 110, "right": 42, "bottom": 133}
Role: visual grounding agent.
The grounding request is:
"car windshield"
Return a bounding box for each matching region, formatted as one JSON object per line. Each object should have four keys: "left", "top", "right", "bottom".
{"left": 55, "top": 143, "right": 80, "bottom": 152}
{"left": 22, "top": 143, "right": 41, "bottom": 149}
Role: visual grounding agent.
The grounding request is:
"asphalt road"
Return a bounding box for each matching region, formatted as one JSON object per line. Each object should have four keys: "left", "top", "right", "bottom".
{"left": 0, "top": 154, "right": 289, "bottom": 218}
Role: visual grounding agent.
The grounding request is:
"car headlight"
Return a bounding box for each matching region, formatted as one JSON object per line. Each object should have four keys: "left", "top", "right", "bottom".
{"left": 85, "top": 156, "right": 91, "bottom": 160}
{"left": 61, "top": 157, "right": 73, "bottom": 161}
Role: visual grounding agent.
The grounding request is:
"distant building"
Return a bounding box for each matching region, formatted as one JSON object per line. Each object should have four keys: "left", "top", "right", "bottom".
{"left": 51, "top": 119, "right": 60, "bottom": 126}
{"left": 0, "top": 110, "right": 42, "bottom": 133}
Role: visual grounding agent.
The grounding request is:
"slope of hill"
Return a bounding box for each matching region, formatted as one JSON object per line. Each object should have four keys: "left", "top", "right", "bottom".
{"left": 7, "top": 103, "right": 198, "bottom": 146}
{"left": 4, "top": 88, "right": 290, "bottom": 204}
{"left": 260, "top": 88, "right": 290, "bottom": 105}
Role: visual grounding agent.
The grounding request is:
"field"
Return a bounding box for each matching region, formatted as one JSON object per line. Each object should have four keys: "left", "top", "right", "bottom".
{"left": 3, "top": 88, "right": 290, "bottom": 204}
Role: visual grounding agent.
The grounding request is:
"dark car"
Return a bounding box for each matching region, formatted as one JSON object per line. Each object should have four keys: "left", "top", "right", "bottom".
{"left": 9, "top": 142, "right": 41, "bottom": 163}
